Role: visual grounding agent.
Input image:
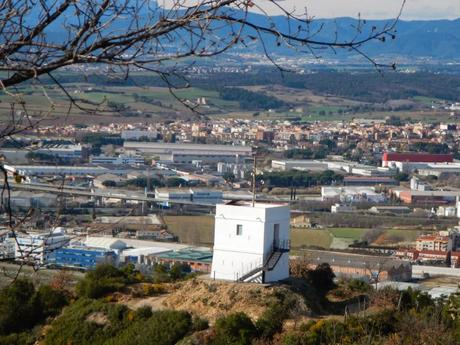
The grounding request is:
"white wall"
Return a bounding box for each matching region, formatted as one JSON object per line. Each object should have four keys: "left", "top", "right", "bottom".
{"left": 211, "top": 203, "right": 290, "bottom": 282}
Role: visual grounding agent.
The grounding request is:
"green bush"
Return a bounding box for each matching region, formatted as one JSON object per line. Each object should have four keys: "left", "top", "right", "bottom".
{"left": 0, "top": 279, "right": 38, "bottom": 334}
{"left": 191, "top": 316, "right": 209, "bottom": 332}
{"left": 109, "top": 310, "right": 192, "bottom": 345}
{"left": 0, "top": 331, "right": 37, "bottom": 345}
{"left": 35, "top": 285, "right": 68, "bottom": 317}
{"left": 44, "top": 298, "right": 193, "bottom": 345}
{"left": 76, "top": 264, "right": 129, "bottom": 298}
{"left": 213, "top": 312, "right": 257, "bottom": 345}
{"left": 304, "top": 263, "right": 336, "bottom": 297}
{"left": 44, "top": 299, "right": 129, "bottom": 345}
{"left": 256, "top": 292, "right": 297, "bottom": 339}
{"left": 0, "top": 279, "right": 67, "bottom": 336}
{"left": 347, "top": 279, "right": 372, "bottom": 293}
{"left": 135, "top": 306, "right": 153, "bottom": 319}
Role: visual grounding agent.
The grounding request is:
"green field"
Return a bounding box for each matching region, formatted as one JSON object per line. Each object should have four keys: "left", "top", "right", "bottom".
{"left": 328, "top": 228, "right": 368, "bottom": 239}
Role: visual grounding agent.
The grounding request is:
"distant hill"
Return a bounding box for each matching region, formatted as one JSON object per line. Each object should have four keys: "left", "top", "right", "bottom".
{"left": 232, "top": 14, "right": 460, "bottom": 59}
{"left": 37, "top": 2, "right": 460, "bottom": 60}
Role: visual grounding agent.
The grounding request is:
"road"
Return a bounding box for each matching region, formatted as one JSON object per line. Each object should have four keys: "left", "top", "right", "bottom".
{"left": 10, "top": 182, "right": 318, "bottom": 206}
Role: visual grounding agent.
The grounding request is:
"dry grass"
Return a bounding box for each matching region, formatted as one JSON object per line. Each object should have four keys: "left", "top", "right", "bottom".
{"left": 164, "top": 215, "right": 215, "bottom": 246}
{"left": 291, "top": 228, "right": 333, "bottom": 249}
{"left": 161, "top": 279, "right": 309, "bottom": 322}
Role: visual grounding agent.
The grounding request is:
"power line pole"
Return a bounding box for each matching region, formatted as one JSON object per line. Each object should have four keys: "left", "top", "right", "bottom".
{"left": 252, "top": 153, "right": 256, "bottom": 207}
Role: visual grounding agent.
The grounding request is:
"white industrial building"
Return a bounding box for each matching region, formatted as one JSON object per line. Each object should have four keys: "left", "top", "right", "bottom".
{"left": 410, "top": 177, "right": 431, "bottom": 191}
{"left": 217, "top": 162, "right": 252, "bottom": 179}
{"left": 417, "top": 163, "right": 460, "bottom": 178}
{"left": 211, "top": 201, "right": 290, "bottom": 283}
{"left": 154, "top": 188, "right": 223, "bottom": 202}
{"left": 331, "top": 204, "right": 356, "bottom": 213}
{"left": 90, "top": 154, "right": 145, "bottom": 165}
{"left": 124, "top": 142, "right": 252, "bottom": 164}
{"left": 321, "top": 186, "right": 386, "bottom": 203}
{"left": 4, "top": 164, "right": 109, "bottom": 177}
{"left": 34, "top": 144, "right": 83, "bottom": 161}
{"left": 121, "top": 129, "right": 158, "bottom": 140}
{"left": 271, "top": 159, "right": 394, "bottom": 176}
{"left": 271, "top": 160, "right": 328, "bottom": 172}
{"left": 15, "top": 228, "right": 70, "bottom": 264}
{"left": 3, "top": 191, "right": 57, "bottom": 208}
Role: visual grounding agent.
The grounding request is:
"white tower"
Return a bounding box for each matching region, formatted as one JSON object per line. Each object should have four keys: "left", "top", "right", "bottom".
{"left": 211, "top": 202, "right": 290, "bottom": 283}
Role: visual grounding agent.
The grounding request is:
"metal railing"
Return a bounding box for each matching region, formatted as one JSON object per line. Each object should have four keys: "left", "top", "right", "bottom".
{"left": 273, "top": 239, "right": 291, "bottom": 252}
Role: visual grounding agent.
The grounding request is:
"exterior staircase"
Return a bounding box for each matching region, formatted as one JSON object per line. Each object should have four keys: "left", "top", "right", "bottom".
{"left": 237, "top": 240, "right": 290, "bottom": 283}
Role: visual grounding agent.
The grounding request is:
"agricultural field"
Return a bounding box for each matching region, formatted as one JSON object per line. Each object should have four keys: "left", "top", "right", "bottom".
{"left": 290, "top": 228, "right": 333, "bottom": 249}
{"left": 1, "top": 70, "right": 456, "bottom": 124}
{"left": 290, "top": 227, "right": 422, "bottom": 250}
{"left": 163, "top": 215, "right": 215, "bottom": 246}
{"left": 163, "top": 215, "right": 422, "bottom": 250}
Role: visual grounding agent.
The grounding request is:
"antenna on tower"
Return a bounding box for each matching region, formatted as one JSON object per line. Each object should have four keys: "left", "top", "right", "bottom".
{"left": 252, "top": 151, "right": 256, "bottom": 207}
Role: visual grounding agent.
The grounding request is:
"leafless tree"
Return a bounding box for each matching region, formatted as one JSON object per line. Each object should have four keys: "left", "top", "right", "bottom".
{"left": 0, "top": 0, "right": 405, "bottom": 90}
{"left": 0, "top": 0, "right": 406, "bottom": 277}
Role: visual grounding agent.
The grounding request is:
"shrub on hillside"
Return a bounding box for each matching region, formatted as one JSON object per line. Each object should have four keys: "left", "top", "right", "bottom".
{"left": 76, "top": 264, "right": 131, "bottom": 298}
{"left": 213, "top": 312, "right": 257, "bottom": 345}
{"left": 0, "top": 279, "right": 68, "bottom": 336}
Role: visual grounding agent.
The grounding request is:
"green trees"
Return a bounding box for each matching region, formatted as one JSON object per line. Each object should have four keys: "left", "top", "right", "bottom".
{"left": 213, "top": 313, "right": 257, "bottom": 345}
{"left": 35, "top": 285, "right": 69, "bottom": 318}
{"left": 258, "top": 170, "right": 343, "bottom": 188}
{"left": 125, "top": 177, "right": 164, "bottom": 189}
{"left": 284, "top": 148, "right": 327, "bottom": 160}
{"left": 219, "top": 87, "right": 287, "bottom": 110}
{"left": 165, "top": 177, "right": 188, "bottom": 187}
{"left": 102, "top": 180, "right": 118, "bottom": 187}
{"left": 110, "top": 310, "right": 192, "bottom": 345}
{"left": 152, "top": 263, "right": 192, "bottom": 284}
{"left": 76, "top": 264, "right": 130, "bottom": 299}
{"left": 44, "top": 299, "right": 194, "bottom": 345}
{"left": 0, "top": 279, "right": 38, "bottom": 335}
{"left": 303, "top": 263, "right": 336, "bottom": 297}
{"left": 223, "top": 172, "right": 236, "bottom": 183}
{"left": 0, "top": 279, "right": 68, "bottom": 342}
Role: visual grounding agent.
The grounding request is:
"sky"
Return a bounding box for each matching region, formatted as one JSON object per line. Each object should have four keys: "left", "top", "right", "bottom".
{"left": 162, "top": 1, "right": 460, "bottom": 20}
{"left": 255, "top": 0, "right": 460, "bottom": 20}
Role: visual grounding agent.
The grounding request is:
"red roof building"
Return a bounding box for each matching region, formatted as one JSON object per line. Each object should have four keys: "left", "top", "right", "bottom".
{"left": 382, "top": 152, "right": 453, "bottom": 167}
{"left": 418, "top": 250, "right": 449, "bottom": 262}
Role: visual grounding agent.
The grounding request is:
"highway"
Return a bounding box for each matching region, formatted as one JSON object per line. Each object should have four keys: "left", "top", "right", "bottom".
{"left": 10, "top": 182, "right": 214, "bottom": 206}
{"left": 9, "top": 182, "right": 321, "bottom": 206}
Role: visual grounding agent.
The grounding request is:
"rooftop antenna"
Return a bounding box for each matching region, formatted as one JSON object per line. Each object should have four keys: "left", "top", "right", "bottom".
{"left": 252, "top": 151, "right": 256, "bottom": 207}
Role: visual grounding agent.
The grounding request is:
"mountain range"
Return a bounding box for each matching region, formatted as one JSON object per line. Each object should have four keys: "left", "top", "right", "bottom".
{"left": 229, "top": 14, "right": 460, "bottom": 60}
{"left": 37, "top": 3, "right": 460, "bottom": 60}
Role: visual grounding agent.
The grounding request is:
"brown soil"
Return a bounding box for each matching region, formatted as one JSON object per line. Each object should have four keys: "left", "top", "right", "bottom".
{"left": 156, "top": 279, "right": 310, "bottom": 323}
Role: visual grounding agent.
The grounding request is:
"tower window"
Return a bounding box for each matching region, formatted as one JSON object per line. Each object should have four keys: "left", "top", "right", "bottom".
{"left": 236, "top": 224, "right": 243, "bottom": 236}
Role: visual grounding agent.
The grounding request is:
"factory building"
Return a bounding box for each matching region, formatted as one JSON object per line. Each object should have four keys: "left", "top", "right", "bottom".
{"left": 124, "top": 142, "right": 252, "bottom": 164}
{"left": 382, "top": 152, "right": 454, "bottom": 172}
{"left": 15, "top": 228, "right": 70, "bottom": 265}
{"left": 48, "top": 245, "right": 117, "bottom": 270}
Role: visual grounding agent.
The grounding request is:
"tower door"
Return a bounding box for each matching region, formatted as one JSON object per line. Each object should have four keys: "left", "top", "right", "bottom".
{"left": 273, "top": 224, "right": 280, "bottom": 247}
